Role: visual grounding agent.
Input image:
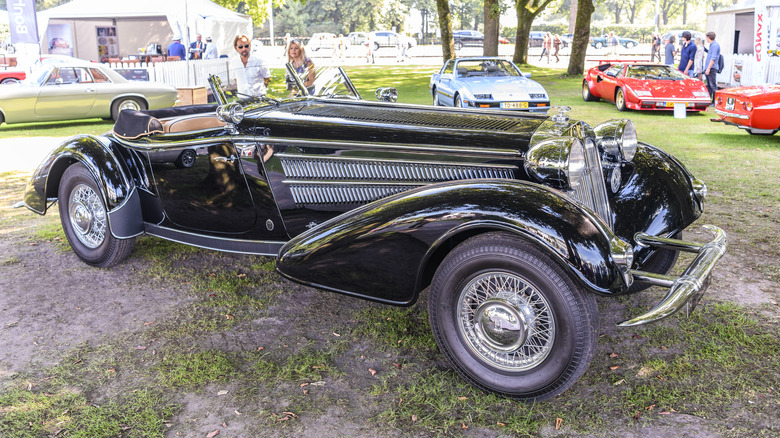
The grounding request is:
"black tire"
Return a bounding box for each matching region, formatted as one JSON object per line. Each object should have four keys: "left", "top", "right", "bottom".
{"left": 1, "top": 77, "right": 20, "bottom": 84}
{"left": 429, "top": 232, "right": 599, "bottom": 401}
{"left": 594, "top": 42, "right": 604, "bottom": 49}
{"left": 432, "top": 89, "right": 441, "bottom": 106}
{"left": 627, "top": 232, "right": 681, "bottom": 293}
{"left": 455, "top": 41, "right": 463, "bottom": 50}
{"left": 111, "top": 97, "right": 145, "bottom": 121}
{"left": 58, "top": 163, "right": 135, "bottom": 267}
{"left": 615, "top": 88, "right": 628, "bottom": 111}
{"left": 455, "top": 94, "right": 464, "bottom": 108}
{"left": 175, "top": 149, "right": 196, "bottom": 168}
{"left": 582, "top": 80, "right": 598, "bottom": 102}
{"left": 373, "top": 42, "right": 380, "bottom": 52}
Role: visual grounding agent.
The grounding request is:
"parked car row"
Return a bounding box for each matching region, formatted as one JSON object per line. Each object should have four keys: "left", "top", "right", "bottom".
{"left": 589, "top": 34, "right": 640, "bottom": 49}
{"left": 308, "top": 31, "right": 415, "bottom": 52}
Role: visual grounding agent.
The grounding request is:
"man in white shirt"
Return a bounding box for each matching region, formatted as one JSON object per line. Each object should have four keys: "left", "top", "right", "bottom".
{"left": 203, "top": 36, "right": 219, "bottom": 59}
{"left": 230, "top": 35, "right": 270, "bottom": 97}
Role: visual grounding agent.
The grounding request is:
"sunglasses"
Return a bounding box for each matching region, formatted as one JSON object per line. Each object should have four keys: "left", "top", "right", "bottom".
{"left": 236, "top": 44, "right": 249, "bottom": 49}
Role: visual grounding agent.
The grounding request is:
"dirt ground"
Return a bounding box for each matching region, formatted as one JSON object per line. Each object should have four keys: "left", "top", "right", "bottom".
{"left": 1, "top": 139, "right": 778, "bottom": 437}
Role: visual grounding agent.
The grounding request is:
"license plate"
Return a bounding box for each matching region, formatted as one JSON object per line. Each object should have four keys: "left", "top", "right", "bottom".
{"left": 502, "top": 102, "right": 528, "bottom": 109}
{"left": 726, "top": 97, "right": 735, "bottom": 111}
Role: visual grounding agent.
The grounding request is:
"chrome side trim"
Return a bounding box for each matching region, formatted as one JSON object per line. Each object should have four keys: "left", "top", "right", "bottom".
{"left": 714, "top": 109, "right": 750, "bottom": 120}
{"left": 144, "top": 222, "right": 285, "bottom": 256}
{"left": 618, "top": 225, "right": 727, "bottom": 327}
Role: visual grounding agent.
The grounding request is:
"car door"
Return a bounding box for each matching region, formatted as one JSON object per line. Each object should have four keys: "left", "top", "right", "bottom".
{"left": 435, "top": 60, "right": 456, "bottom": 106}
{"left": 595, "top": 64, "right": 623, "bottom": 102}
{"left": 149, "top": 137, "right": 258, "bottom": 234}
{"left": 34, "top": 67, "right": 97, "bottom": 119}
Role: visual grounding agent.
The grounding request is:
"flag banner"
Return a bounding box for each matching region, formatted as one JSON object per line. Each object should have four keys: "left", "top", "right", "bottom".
{"left": 7, "top": 0, "right": 40, "bottom": 45}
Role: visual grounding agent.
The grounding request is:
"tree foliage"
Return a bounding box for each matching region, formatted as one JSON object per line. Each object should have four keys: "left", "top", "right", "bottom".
{"left": 512, "top": 0, "right": 556, "bottom": 64}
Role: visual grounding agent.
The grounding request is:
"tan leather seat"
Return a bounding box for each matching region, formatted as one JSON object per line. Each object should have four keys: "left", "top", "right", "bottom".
{"left": 163, "top": 115, "right": 224, "bottom": 133}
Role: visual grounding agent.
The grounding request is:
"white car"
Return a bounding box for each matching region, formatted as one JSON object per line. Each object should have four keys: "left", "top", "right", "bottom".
{"left": 307, "top": 33, "right": 339, "bottom": 52}
{"left": 368, "top": 31, "right": 416, "bottom": 51}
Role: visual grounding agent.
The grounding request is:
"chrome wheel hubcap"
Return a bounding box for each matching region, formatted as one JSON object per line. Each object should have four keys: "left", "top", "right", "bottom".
{"left": 119, "top": 100, "right": 140, "bottom": 112}
{"left": 68, "top": 183, "right": 106, "bottom": 248}
{"left": 458, "top": 272, "right": 555, "bottom": 371}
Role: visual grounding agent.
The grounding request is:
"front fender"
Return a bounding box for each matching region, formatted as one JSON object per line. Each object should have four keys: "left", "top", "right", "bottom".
{"left": 23, "top": 134, "right": 142, "bottom": 238}
{"left": 276, "top": 180, "right": 628, "bottom": 306}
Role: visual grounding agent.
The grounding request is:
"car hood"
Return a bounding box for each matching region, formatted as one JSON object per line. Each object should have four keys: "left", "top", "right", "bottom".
{"left": 623, "top": 78, "right": 709, "bottom": 98}
{"left": 460, "top": 77, "right": 547, "bottom": 99}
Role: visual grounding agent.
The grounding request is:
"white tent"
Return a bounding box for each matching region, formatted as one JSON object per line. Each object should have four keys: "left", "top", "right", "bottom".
{"left": 706, "top": 0, "right": 780, "bottom": 55}
{"left": 37, "top": 0, "right": 252, "bottom": 61}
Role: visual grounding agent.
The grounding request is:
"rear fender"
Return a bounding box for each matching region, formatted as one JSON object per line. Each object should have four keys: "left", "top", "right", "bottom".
{"left": 23, "top": 135, "right": 142, "bottom": 238}
{"left": 276, "top": 180, "right": 628, "bottom": 306}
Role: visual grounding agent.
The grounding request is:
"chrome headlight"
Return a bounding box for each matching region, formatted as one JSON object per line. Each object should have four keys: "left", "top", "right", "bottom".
{"left": 594, "top": 119, "right": 638, "bottom": 162}
{"left": 525, "top": 138, "right": 586, "bottom": 190}
{"left": 610, "top": 237, "right": 634, "bottom": 287}
{"left": 216, "top": 102, "right": 244, "bottom": 124}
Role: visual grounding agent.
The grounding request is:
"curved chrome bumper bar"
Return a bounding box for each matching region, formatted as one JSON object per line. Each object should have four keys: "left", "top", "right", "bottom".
{"left": 618, "top": 225, "right": 727, "bottom": 327}
{"left": 714, "top": 109, "right": 750, "bottom": 120}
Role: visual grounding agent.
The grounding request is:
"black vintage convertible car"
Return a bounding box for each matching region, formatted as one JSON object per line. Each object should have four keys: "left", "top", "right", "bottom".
{"left": 23, "top": 64, "right": 726, "bottom": 401}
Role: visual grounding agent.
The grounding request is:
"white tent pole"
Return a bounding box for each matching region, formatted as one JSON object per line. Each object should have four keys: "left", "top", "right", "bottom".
{"left": 268, "top": 0, "right": 274, "bottom": 46}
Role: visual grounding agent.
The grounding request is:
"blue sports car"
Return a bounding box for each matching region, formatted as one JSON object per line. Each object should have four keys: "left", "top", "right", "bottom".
{"left": 429, "top": 57, "right": 550, "bottom": 112}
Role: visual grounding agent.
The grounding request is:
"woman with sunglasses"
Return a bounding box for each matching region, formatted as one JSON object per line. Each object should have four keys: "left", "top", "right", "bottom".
{"left": 286, "top": 39, "right": 315, "bottom": 95}
{"left": 230, "top": 35, "right": 271, "bottom": 97}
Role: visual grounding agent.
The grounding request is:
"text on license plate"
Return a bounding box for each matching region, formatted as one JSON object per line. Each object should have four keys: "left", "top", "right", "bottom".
{"left": 502, "top": 102, "right": 529, "bottom": 109}
{"left": 726, "top": 97, "right": 735, "bottom": 111}
{"left": 663, "top": 102, "right": 690, "bottom": 107}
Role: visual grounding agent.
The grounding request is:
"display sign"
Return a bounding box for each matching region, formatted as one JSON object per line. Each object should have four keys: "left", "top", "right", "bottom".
{"left": 7, "top": 0, "right": 39, "bottom": 44}
{"left": 97, "top": 26, "right": 119, "bottom": 63}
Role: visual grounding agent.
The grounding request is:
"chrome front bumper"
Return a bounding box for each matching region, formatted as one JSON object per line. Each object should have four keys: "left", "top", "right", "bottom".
{"left": 618, "top": 225, "right": 727, "bottom": 327}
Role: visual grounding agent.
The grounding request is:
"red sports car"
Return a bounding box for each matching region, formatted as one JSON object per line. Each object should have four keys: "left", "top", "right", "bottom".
{"left": 712, "top": 84, "right": 780, "bottom": 135}
{"left": 582, "top": 62, "right": 711, "bottom": 112}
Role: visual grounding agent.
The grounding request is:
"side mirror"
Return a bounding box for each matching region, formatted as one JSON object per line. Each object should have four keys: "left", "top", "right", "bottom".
{"left": 375, "top": 87, "right": 398, "bottom": 103}
{"left": 55, "top": 77, "right": 64, "bottom": 85}
{"left": 524, "top": 72, "right": 532, "bottom": 78}
{"left": 606, "top": 72, "right": 617, "bottom": 78}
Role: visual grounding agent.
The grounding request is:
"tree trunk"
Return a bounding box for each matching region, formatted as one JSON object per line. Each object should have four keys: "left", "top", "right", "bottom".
{"left": 566, "top": 0, "right": 595, "bottom": 76}
{"left": 512, "top": 12, "right": 533, "bottom": 64}
{"left": 483, "top": 0, "right": 500, "bottom": 56}
{"left": 437, "top": 0, "right": 455, "bottom": 60}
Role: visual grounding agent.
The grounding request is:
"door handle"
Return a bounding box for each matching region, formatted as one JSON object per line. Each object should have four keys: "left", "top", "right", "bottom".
{"left": 85, "top": 88, "right": 96, "bottom": 93}
{"left": 214, "top": 155, "right": 238, "bottom": 163}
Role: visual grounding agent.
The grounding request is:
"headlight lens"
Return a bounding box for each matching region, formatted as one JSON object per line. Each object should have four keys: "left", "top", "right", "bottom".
{"left": 217, "top": 102, "right": 244, "bottom": 124}
{"left": 593, "top": 119, "right": 638, "bottom": 162}
{"left": 634, "top": 90, "right": 652, "bottom": 97}
{"left": 525, "top": 138, "right": 586, "bottom": 190}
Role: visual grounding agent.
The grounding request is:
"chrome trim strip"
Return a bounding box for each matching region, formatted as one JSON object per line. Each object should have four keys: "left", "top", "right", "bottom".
{"left": 714, "top": 109, "right": 750, "bottom": 120}
{"left": 114, "top": 134, "right": 521, "bottom": 158}
{"left": 144, "top": 223, "right": 286, "bottom": 256}
{"left": 618, "top": 225, "right": 727, "bottom": 327}
{"left": 276, "top": 153, "right": 518, "bottom": 170}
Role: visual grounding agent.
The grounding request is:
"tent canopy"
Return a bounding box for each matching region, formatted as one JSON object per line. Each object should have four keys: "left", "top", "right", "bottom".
{"left": 37, "top": 0, "right": 252, "bottom": 59}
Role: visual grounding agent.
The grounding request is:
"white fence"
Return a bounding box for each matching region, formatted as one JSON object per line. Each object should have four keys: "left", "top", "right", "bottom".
{"left": 107, "top": 58, "right": 231, "bottom": 89}
{"left": 719, "top": 53, "right": 780, "bottom": 88}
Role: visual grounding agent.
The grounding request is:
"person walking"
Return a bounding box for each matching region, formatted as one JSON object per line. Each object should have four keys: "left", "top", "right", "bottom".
{"left": 704, "top": 31, "right": 721, "bottom": 105}
{"left": 608, "top": 31, "right": 619, "bottom": 57}
{"left": 650, "top": 33, "right": 660, "bottom": 62}
{"left": 552, "top": 34, "right": 561, "bottom": 63}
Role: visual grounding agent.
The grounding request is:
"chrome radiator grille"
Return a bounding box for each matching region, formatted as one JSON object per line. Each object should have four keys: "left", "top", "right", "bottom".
{"left": 570, "top": 139, "right": 613, "bottom": 228}
{"left": 279, "top": 154, "right": 516, "bottom": 206}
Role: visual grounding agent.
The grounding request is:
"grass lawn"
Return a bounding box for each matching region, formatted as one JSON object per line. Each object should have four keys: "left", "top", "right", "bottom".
{"left": 1, "top": 64, "right": 778, "bottom": 437}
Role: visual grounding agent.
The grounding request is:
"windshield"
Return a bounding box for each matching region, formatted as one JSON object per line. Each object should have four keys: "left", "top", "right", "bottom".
{"left": 455, "top": 59, "right": 521, "bottom": 78}
{"left": 626, "top": 65, "right": 690, "bottom": 81}
{"left": 208, "top": 63, "right": 361, "bottom": 107}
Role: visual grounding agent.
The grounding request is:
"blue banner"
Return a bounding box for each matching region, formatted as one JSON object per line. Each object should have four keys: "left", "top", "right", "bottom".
{"left": 7, "top": 0, "right": 40, "bottom": 45}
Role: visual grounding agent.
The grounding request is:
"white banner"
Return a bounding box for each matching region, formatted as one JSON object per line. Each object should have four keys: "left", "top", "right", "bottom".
{"left": 7, "top": 0, "right": 40, "bottom": 44}
{"left": 755, "top": 0, "right": 767, "bottom": 84}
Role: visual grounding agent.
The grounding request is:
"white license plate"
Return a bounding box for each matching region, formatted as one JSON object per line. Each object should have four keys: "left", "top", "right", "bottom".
{"left": 502, "top": 102, "right": 529, "bottom": 109}
{"left": 726, "top": 97, "right": 735, "bottom": 111}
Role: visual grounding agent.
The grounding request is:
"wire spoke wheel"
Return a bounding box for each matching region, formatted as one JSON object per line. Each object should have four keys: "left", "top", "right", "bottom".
{"left": 458, "top": 272, "right": 555, "bottom": 371}
{"left": 68, "top": 183, "right": 107, "bottom": 249}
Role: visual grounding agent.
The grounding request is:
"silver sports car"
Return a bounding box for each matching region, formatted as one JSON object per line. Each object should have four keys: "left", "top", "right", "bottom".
{"left": 0, "top": 61, "right": 178, "bottom": 125}
{"left": 429, "top": 57, "right": 551, "bottom": 112}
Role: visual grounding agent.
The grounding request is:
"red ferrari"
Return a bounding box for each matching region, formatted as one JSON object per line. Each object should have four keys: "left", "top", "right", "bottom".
{"left": 0, "top": 70, "right": 26, "bottom": 84}
{"left": 712, "top": 85, "right": 780, "bottom": 135}
{"left": 582, "top": 62, "right": 711, "bottom": 112}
